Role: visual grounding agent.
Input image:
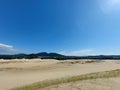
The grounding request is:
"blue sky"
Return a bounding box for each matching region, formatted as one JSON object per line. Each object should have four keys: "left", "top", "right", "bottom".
{"left": 1, "top": 0, "right": 120, "bottom": 55}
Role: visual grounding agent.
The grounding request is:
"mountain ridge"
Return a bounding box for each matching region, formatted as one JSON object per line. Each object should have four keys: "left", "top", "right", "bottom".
{"left": 0, "top": 52, "right": 120, "bottom": 60}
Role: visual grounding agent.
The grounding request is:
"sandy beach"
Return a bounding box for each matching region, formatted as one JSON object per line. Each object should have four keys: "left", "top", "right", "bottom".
{"left": 41, "top": 77, "right": 120, "bottom": 90}
{"left": 0, "top": 59, "right": 120, "bottom": 90}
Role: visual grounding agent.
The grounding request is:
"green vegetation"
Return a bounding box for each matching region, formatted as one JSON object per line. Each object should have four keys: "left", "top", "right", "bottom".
{"left": 10, "top": 69, "right": 120, "bottom": 90}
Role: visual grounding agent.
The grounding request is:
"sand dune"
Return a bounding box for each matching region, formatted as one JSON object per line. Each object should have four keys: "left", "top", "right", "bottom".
{"left": 41, "top": 77, "right": 120, "bottom": 90}
{"left": 0, "top": 59, "right": 120, "bottom": 90}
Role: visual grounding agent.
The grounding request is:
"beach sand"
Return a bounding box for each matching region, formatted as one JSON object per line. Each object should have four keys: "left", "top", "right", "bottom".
{"left": 0, "top": 59, "right": 120, "bottom": 90}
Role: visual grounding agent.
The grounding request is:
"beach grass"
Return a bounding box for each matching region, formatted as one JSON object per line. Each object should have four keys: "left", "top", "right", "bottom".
{"left": 10, "top": 69, "right": 120, "bottom": 90}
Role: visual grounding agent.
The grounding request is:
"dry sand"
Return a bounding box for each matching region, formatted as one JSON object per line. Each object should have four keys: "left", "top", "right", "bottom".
{"left": 41, "top": 77, "right": 120, "bottom": 90}
{"left": 0, "top": 59, "right": 120, "bottom": 90}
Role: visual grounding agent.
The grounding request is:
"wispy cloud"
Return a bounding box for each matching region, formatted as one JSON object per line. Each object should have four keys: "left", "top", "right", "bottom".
{"left": 59, "top": 49, "right": 93, "bottom": 56}
{"left": 100, "top": 0, "right": 120, "bottom": 13}
{"left": 0, "top": 43, "right": 19, "bottom": 54}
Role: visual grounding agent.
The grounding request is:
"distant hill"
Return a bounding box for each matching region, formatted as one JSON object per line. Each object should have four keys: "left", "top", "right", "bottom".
{"left": 0, "top": 52, "right": 65, "bottom": 59}
{"left": 0, "top": 52, "right": 120, "bottom": 60}
{"left": 36, "top": 52, "right": 64, "bottom": 57}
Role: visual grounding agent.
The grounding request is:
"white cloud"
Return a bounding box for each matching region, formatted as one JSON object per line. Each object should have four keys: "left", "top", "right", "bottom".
{"left": 59, "top": 49, "right": 93, "bottom": 56}
{"left": 100, "top": 0, "right": 120, "bottom": 13}
{"left": 0, "top": 43, "right": 19, "bottom": 54}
